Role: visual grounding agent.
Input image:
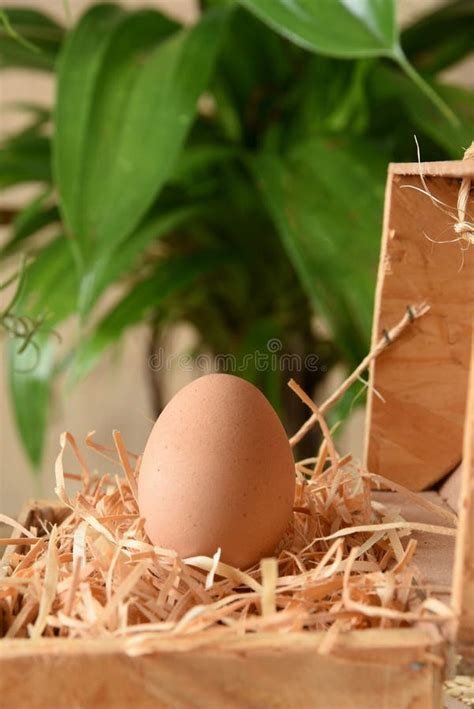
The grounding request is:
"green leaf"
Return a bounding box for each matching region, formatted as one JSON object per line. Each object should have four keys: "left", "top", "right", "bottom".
{"left": 211, "top": 7, "right": 295, "bottom": 143}
{"left": 171, "top": 145, "right": 239, "bottom": 183}
{"left": 236, "top": 317, "right": 284, "bottom": 413}
{"left": 252, "top": 137, "right": 386, "bottom": 365}
{"left": 56, "top": 7, "right": 179, "bottom": 251}
{"left": 1, "top": 190, "right": 59, "bottom": 260}
{"left": 53, "top": 3, "right": 125, "bottom": 237}
{"left": 402, "top": 0, "right": 474, "bottom": 75}
{"left": 6, "top": 237, "right": 78, "bottom": 468}
{"left": 0, "top": 7, "right": 63, "bottom": 71}
{"left": 54, "top": 6, "right": 228, "bottom": 267}
{"left": 8, "top": 334, "right": 54, "bottom": 468}
{"left": 286, "top": 56, "right": 373, "bottom": 141}
{"left": 0, "top": 132, "right": 51, "bottom": 187}
{"left": 79, "top": 203, "right": 209, "bottom": 316}
{"left": 12, "top": 236, "right": 77, "bottom": 324}
{"left": 0, "top": 105, "right": 52, "bottom": 187}
{"left": 238, "top": 0, "right": 399, "bottom": 58}
{"left": 238, "top": 0, "right": 457, "bottom": 127}
{"left": 72, "top": 251, "right": 227, "bottom": 382}
{"left": 3, "top": 102, "right": 50, "bottom": 124}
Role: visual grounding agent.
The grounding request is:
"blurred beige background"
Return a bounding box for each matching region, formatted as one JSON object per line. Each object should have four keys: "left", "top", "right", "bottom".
{"left": 1, "top": 0, "right": 473, "bottom": 517}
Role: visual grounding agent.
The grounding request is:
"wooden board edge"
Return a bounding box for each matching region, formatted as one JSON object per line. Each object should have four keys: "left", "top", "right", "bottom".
{"left": 452, "top": 336, "right": 474, "bottom": 648}
{"left": 364, "top": 162, "right": 473, "bottom": 490}
{"left": 0, "top": 634, "right": 445, "bottom": 709}
{"left": 0, "top": 626, "right": 444, "bottom": 663}
{"left": 389, "top": 161, "right": 474, "bottom": 178}
{"left": 363, "top": 167, "right": 393, "bottom": 468}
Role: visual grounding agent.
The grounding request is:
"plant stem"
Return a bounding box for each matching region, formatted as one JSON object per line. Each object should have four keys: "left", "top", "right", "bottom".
{"left": 0, "top": 9, "right": 40, "bottom": 53}
{"left": 395, "top": 49, "right": 459, "bottom": 128}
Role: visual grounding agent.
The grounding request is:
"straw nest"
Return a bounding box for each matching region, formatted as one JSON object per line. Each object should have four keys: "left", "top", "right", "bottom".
{"left": 0, "top": 305, "right": 457, "bottom": 650}
{"left": 1, "top": 404, "right": 456, "bottom": 649}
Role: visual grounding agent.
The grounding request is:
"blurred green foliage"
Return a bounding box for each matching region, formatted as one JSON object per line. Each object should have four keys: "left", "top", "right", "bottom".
{"left": 1, "top": 0, "right": 473, "bottom": 468}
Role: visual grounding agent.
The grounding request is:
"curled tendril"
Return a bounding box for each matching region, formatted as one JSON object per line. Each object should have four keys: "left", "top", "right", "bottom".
{"left": 1, "top": 258, "right": 61, "bottom": 373}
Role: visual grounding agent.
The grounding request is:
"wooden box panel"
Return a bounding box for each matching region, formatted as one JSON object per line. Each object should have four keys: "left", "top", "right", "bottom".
{"left": 365, "top": 160, "right": 474, "bottom": 491}
{"left": 0, "top": 630, "right": 444, "bottom": 708}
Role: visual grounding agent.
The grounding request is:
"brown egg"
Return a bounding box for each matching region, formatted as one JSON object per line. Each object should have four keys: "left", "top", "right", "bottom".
{"left": 138, "top": 373, "right": 295, "bottom": 569}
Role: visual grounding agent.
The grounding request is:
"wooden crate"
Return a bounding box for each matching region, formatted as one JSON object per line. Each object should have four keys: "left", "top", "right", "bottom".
{"left": 365, "top": 160, "right": 474, "bottom": 491}
{"left": 0, "top": 491, "right": 460, "bottom": 709}
{"left": 1, "top": 159, "right": 473, "bottom": 708}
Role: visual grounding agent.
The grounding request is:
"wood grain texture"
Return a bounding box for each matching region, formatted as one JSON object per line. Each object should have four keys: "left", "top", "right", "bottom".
{"left": 453, "top": 344, "right": 474, "bottom": 649}
{"left": 365, "top": 163, "right": 474, "bottom": 490}
{"left": 0, "top": 630, "right": 444, "bottom": 709}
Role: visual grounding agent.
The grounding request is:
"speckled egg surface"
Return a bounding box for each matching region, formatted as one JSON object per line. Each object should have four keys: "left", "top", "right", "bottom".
{"left": 138, "top": 373, "right": 295, "bottom": 569}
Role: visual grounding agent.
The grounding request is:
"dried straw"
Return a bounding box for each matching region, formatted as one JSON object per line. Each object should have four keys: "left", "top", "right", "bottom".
{"left": 401, "top": 138, "right": 474, "bottom": 271}
{"left": 0, "top": 339, "right": 455, "bottom": 646}
{"left": 455, "top": 142, "right": 474, "bottom": 246}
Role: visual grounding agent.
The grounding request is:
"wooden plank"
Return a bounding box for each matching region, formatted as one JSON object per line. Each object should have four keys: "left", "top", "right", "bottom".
{"left": 0, "top": 630, "right": 443, "bottom": 709}
{"left": 390, "top": 160, "right": 474, "bottom": 179}
{"left": 452, "top": 344, "right": 474, "bottom": 649}
{"left": 365, "top": 166, "right": 474, "bottom": 490}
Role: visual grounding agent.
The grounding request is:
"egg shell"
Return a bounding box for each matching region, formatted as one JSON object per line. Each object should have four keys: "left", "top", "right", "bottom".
{"left": 138, "top": 373, "right": 295, "bottom": 569}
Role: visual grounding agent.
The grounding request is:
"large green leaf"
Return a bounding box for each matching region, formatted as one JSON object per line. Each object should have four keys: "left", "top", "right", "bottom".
{"left": 53, "top": 3, "right": 125, "bottom": 238}
{"left": 252, "top": 137, "right": 386, "bottom": 365}
{"left": 170, "top": 144, "right": 240, "bottom": 187}
{"left": 235, "top": 317, "right": 284, "bottom": 413}
{"left": 1, "top": 190, "right": 59, "bottom": 260}
{"left": 57, "top": 7, "right": 178, "bottom": 252}
{"left": 0, "top": 132, "right": 51, "bottom": 187}
{"left": 286, "top": 56, "right": 373, "bottom": 142}
{"left": 211, "top": 7, "right": 295, "bottom": 144}
{"left": 54, "top": 5, "right": 228, "bottom": 267}
{"left": 6, "top": 237, "right": 78, "bottom": 468}
{"left": 238, "top": 0, "right": 400, "bottom": 58}
{"left": 402, "top": 0, "right": 474, "bottom": 75}
{"left": 16, "top": 238, "right": 77, "bottom": 324}
{"left": 0, "top": 7, "right": 63, "bottom": 71}
{"left": 0, "top": 105, "right": 51, "bottom": 187}
{"left": 238, "top": 0, "right": 457, "bottom": 126}
{"left": 8, "top": 334, "right": 53, "bottom": 468}
{"left": 72, "top": 251, "right": 227, "bottom": 382}
{"left": 79, "top": 203, "right": 210, "bottom": 316}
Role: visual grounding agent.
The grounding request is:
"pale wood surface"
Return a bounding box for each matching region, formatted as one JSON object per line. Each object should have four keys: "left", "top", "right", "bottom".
{"left": 453, "top": 344, "right": 474, "bottom": 649}
{"left": 0, "top": 629, "right": 444, "bottom": 709}
{"left": 390, "top": 161, "right": 474, "bottom": 178}
{"left": 365, "top": 167, "right": 474, "bottom": 490}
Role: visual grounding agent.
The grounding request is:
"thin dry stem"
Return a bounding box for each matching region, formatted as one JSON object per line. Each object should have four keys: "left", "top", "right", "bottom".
{"left": 290, "top": 302, "right": 429, "bottom": 447}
